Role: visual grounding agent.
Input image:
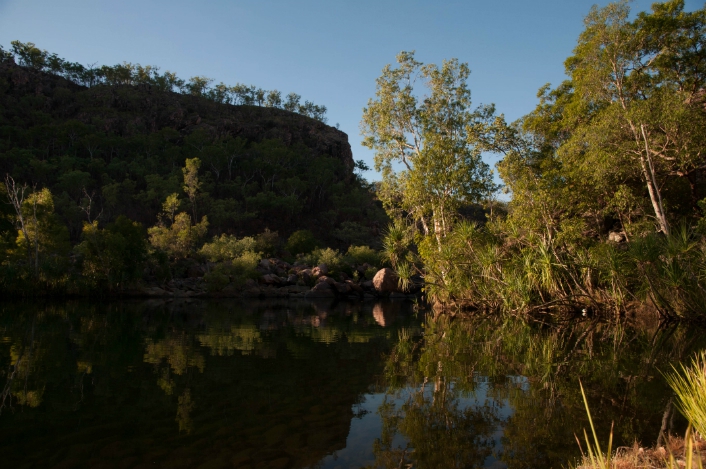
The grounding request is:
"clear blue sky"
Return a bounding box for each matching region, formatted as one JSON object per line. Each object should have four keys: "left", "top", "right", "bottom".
{"left": 1, "top": 0, "right": 703, "bottom": 183}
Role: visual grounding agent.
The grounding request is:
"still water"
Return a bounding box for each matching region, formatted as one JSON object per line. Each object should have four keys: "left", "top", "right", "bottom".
{"left": 0, "top": 299, "right": 702, "bottom": 468}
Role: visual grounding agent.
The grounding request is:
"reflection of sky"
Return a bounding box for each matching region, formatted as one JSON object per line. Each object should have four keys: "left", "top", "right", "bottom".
{"left": 316, "top": 376, "right": 529, "bottom": 469}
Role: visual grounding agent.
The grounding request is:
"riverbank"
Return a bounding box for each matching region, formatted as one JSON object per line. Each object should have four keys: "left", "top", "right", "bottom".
{"left": 575, "top": 435, "right": 706, "bottom": 468}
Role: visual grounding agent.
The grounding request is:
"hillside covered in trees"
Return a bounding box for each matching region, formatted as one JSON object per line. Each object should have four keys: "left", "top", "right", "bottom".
{"left": 0, "top": 42, "right": 388, "bottom": 294}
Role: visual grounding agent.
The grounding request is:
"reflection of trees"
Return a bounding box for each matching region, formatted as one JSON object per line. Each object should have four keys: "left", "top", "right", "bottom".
{"left": 372, "top": 388, "right": 499, "bottom": 468}
{"left": 370, "top": 316, "right": 501, "bottom": 468}
{"left": 175, "top": 388, "right": 194, "bottom": 433}
{"left": 1, "top": 319, "right": 45, "bottom": 412}
{"left": 377, "top": 314, "right": 706, "bottom": 468}
{"left": 144, "top": 333, "right": 205, "bottom": 375}
{"left": 197, "top": 324, "right": 262, "bottom": 355}
{"left": 0, "top": 299, "right": 420, "bottom": 468}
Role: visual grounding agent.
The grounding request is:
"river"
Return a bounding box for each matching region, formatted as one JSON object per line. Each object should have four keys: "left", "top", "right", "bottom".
{"left": 0, "top": 299, "right": 701, "bottom": 468}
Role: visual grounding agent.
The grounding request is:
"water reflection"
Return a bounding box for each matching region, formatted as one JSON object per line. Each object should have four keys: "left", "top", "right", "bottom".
{"left": 371, "top": 314, "right": 706, "bottom": 468}
{"left": 0, "top": 301, "right": 703, "bottom": 468}
{"left": 0, "top": 299, "right": 417, "bottom": 468}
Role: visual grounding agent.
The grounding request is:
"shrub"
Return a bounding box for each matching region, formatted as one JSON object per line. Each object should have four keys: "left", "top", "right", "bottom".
{"left": 345, "top": 245, "right": 381, "bottom": 266}
{"left": 254, "top": 229, "right": 279, "bottom": 257}
{"left": 204, "top": 250, "right": 260, "bottom": 290}
{"left": 364, "top": 267, "right": 379, "bottom": 280}
{"left": 301, "top": 247, "right": 346, "bottom": 273}
{"left": 285, "top": 230, "right": 319, "bottom": 256}
{"left": 199, "top": 234, "right": 257, "bottom": 262}
{"left": 204, "top": 270, "right": 230, "bottom": 292}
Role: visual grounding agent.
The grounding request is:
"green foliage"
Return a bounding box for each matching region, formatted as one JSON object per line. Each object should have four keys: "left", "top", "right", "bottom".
{"left": 665, "top": 351, "right": 706, "bottom": 438}
{"left": 345, "top": 245, "right": 381, "bottom": 267}
{"left": 364, "top": 267, "right": 379, "bottom": 280}
{"left": 361, "top": 51, "right": 503, "bottom": 246}
{"left": 204, "top": 251, "right": 260, "bottom": 291}
{"left": 0, "top": 41, "right": 391, "bottom": 294}
{"left": 148, "top": 212, "right": 209, "bottom": 259}
{"left": 285, "top": 230, "right": 319, "bottom": 256}
{"left": 301, "top": 247, "right": 345, "bottom": 273}
{"left": 381, "top": 221, "right": 412, "bottom": 269}
{"left": 359, "top": 2, "right": 706, "bottom": 316}
{"left": 75, "top": 216, "right": 147, "bottom": 288}
{"left": 199, "top": 234, "right": 257, "bottom": 262}
{"left": 12, "top": 187, "right": 71, "bottom": 280}
{"left": 254, "top": 229, "right": 279, "bottom": 258}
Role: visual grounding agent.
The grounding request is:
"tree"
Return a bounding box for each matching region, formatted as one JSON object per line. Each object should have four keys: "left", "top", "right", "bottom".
{"left": 559, "top": 0, "right": 706, "bottom": 235}
{"left": 75, "top": 216, "right": 147, "bottom": 288}
{"left": 148, "top": 212, "right": 208, "bottom": 259}
{"left": 283, "top": 93, "right": 301, "bottom": 112}
{"left": 182, "top": 158, "right": 201, "bottom": 222}
{"left": 361, "top": 51, "right": 500, "bottom": 248}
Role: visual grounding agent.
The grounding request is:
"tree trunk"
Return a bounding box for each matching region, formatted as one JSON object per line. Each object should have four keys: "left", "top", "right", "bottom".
{"left": 432, "top": 210, "right": 443, "bottom": 251}
{"left": 640, "top": 125, "right": 670, "bottom": 235}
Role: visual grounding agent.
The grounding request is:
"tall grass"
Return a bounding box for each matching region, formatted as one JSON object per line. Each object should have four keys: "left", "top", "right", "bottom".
{"left": 577, "top": 380, "right": 613, "bottom": 469}
{"left": 576, "top": 351, "right": 706, "bottom": 469}
{"left": 665, "top": 351, "right": 706, "bottom": 438}
{"left": 388, "top": 215, "right": 706, "bottom": 318}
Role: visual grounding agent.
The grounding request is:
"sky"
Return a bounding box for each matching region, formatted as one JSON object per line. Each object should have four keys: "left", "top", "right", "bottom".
{"left": 0, "top": 0, "right": 703, "bottom": 183}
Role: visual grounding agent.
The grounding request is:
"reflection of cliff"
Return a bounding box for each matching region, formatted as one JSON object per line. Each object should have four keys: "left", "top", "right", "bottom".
{"left": 0, "top": 299, "right": 420, "bottom": 469}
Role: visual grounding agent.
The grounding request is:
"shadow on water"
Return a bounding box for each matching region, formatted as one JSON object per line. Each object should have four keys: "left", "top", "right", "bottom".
{"left": 0, "top": 299, "right": 704, "bottom": 468}
{"left": 0, "top": 298, "right": 421, "bottom": 469}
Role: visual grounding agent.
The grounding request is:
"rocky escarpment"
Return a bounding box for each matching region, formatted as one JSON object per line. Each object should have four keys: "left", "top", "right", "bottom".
{"left": 0, "top": 61, "right": 354, "bottom": 175}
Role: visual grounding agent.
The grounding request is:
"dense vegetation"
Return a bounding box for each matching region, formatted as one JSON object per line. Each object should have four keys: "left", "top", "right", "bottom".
{"left": 0, "top": 42, "right": 387, "bottom": 294}
{"left": 363, "top": 0, "right": 706, "bottom": 319}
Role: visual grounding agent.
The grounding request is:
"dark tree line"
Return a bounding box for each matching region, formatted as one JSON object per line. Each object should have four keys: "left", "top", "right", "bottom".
{"left": 0, "top": 41, "right": 328, "bottom": 122}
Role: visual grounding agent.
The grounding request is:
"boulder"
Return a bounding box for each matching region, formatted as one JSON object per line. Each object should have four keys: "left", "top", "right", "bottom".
{"left": 345, "top": 280, "right": 364, "bottom": 294}
{"left": 261, "top": 274, "right": 282, "bottom": 285}
{"left": 312, "top": 264, "right": 329, "bottom": 276}
{"left": 259, "top": 259, "right": 272, "bottom": 270}
{"left": 306, "top": 281, "right": 335, "bottom": 298}
{"left": 372, "top": 268, "right": 401, "bottom": 294}
{"left": 286, "top": 274, "right": 298, "bottom": 284}
{"left": 142, "top": 286, "right": 167, "bottom": 296}
{"left": 333, "top": 282, "right": 351, "bottom": 294}
{"left": 317, "top": 275, "right": 336, "bottom": 285}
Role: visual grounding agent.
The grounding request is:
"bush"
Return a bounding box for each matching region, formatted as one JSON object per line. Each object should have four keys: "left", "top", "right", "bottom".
{"left": 254, "top": 229, "right": 279, "bottom": 258}
{"left": 204, "top": 250, "right": 260, "bottom": 291}
{"left": 285, "top": 230, "right": 319, "bottom": 256}
{"left": 301, "top": 247, "right": 346, "bottom": 273}
{"left": 203, "top": 270, "right": 229, "bottom": 292}
{"left": 199, "top": 234, "right": 257, "bottom": 262}
{"left": 345, "top": 245, "right": 381, "bottom": 266}
{"left": 364, "top": 267, "right": 379, "bottom": 280}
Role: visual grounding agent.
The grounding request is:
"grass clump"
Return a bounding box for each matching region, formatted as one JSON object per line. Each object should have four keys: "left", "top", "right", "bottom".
{"left": 666, "top": 351, "right": 706, "bottom": 439}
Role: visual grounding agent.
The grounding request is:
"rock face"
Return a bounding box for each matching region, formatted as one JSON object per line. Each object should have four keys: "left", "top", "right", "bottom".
{"left": 372, "top": 268, "right": 401, "bottom": 294}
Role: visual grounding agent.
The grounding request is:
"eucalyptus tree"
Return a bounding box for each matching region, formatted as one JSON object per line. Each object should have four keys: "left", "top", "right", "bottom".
{"left": 550, "top": 1, "right": 704, "bottom": 235}
{"left": 361, "top": 51, "right": 502, "bottom": 248}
